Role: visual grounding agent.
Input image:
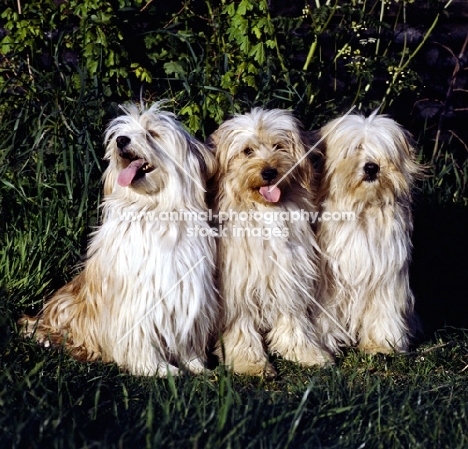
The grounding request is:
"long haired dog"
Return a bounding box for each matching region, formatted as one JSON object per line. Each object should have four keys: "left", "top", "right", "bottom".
{"left": 210, "top": 108, "right": 331, "bottom": 376}
{"left": 316, "top": 111, "right": 421, "bottom": 354}
{"left": 19, "top": 102, "right": 218, "bottom": 376}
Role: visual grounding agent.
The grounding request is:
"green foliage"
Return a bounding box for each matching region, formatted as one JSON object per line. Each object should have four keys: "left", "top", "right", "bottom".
{"left": 0, "top": 0, "right": 141, "bottom": 101}
{"left": 1, "top": 0, "right": 466, "bottom": 144}
{"left": 139, "top": 0, "right": 284, "bottom": 135}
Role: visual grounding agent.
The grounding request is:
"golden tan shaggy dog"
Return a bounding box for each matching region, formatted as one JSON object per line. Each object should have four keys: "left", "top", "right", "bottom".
{"left": 210, "top": 108, "right": 331, "bottom": 376}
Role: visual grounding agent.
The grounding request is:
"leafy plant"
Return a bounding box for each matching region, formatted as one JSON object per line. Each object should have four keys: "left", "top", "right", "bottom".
{"left": 0, "top": 0, "right": 143, "bottom": 103}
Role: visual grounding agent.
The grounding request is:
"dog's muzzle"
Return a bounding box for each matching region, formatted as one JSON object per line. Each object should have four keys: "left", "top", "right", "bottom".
{"left": 363, "top": 162, "right": 379, "bottom": 182}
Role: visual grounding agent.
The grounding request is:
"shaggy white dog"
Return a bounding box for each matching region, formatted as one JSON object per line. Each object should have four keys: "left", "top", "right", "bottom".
{"left": 20, "top": 102, "right": 218, "bottom": 376}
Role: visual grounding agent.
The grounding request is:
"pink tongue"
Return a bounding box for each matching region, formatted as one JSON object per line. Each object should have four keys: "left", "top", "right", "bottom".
{"left": 259, "top": 185, "right": 281, "bottom": 202}
{"left": 117, "top": 159, "right": 146, "bottom": 187}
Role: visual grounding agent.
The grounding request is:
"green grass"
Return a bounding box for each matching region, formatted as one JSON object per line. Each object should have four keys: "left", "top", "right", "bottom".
{"left": 1, "top": 318, "right": 467, "bottom": 448}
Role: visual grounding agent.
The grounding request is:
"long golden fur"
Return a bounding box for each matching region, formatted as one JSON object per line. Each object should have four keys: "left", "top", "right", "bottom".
{"left": 316, "top": 111, "right": 422, "bottom": 354}
{"left": 210, "top": 108, "right": 331, "bottom": 376}
{"left": 19, "top": 102, "right": 218, "bottom": 376}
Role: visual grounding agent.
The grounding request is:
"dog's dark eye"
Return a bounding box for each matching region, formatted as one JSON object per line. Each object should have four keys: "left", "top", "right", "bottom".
{"left": 147, "top": 130, "right": 159, "bottom": 139}
{"left": 273, "top": 143, "right": 284, "bottom": 151}
{"left": 243, "top": 148, "right": 253, "bottom": 156}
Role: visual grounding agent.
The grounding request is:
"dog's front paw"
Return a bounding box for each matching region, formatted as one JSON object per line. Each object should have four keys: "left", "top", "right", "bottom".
{"left": 183, "top": 357, "right": 208, "bottom": 374}
{"left": 279, "top": 345, "right": 334, "bottom": 367}
{"left": 18, "top": 315, "right": 40, "bottom": 339}
{"left": 231, "top": 359, "right": 277, "bottom": 378}
{"left": 358, "top": 341, "right": 406, "bottom": 355}
{"left": 159, "top": 364, "right": 181, "bottom": 377}
{"left": 220, "top": 352, "right": 277, "bottom": 377}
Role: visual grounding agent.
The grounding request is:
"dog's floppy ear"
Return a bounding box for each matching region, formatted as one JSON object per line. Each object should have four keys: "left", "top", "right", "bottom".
{"left": 302, "top": 128, "right": 326, "bottom": 194}
{"left": 102, "top": 145, "right": 119, "bottom": 196}
{"left": 190, "top": 139, "right": 218, "bottom": 181}
{"left": 102, "top": 167, "right": 116, "bottom": 196}
{"left": 205, "top": 118, "right": 240, "bottom": 178}
{"left": 205, "top": 129, "right": 226, "bottom": 178}
{"left": 287, "top": 129, "right": 315, "bottom": 192}
{"left": 295, "top": 156, "right": 315, "bottom": 193}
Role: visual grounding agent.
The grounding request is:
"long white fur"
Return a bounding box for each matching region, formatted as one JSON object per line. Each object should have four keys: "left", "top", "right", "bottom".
{"left": 211, "top": 108, "right": 331, "bottom": 376}
{"left": 316, "top": 111, "right": 421, "bottom": 354}
{"left": 20, "top": 102, "right": 218, "bottom": 376}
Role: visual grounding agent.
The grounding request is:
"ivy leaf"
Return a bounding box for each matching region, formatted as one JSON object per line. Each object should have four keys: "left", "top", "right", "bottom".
{"left": 163, "top": 61, "right": 186, "bottom": 77}
{"left": 249, "top": 43, "right": 265, "bottom": 64}
{"left": 226, "top": 3, "right": 236, "bottom": 17}
{"left": 252, "top": 26, "right": 262, "bottom": 40}
{"left": 238, "top": 0, "right": 253, "bottom": 16}
{"left": 131, "top": 63, "right": 152, "bottom": 83}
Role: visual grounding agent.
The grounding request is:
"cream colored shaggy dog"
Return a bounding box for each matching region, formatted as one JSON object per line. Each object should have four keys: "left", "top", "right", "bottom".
{"left": 316, "top": 111, "right": 422, "bottom": 354}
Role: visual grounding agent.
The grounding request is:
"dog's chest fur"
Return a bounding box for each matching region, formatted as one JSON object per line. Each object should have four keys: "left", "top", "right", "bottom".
{"left": 217, "top": 200, "right": 318, "bottom": 327}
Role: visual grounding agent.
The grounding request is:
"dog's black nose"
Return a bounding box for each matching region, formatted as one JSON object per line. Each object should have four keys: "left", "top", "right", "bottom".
{"left": 261, "top": 168, "right": 278, "bottom": 182}
{"left": 364, "top": 162, "right": 379, "bottom": 177}
{"left": 116, "top": 136, "right": 131, "bottom": 149}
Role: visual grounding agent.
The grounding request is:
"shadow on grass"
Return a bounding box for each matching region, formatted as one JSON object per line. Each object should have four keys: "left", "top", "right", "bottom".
{"left": 411, "top": 200, "right": 468, "bottom": 338}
